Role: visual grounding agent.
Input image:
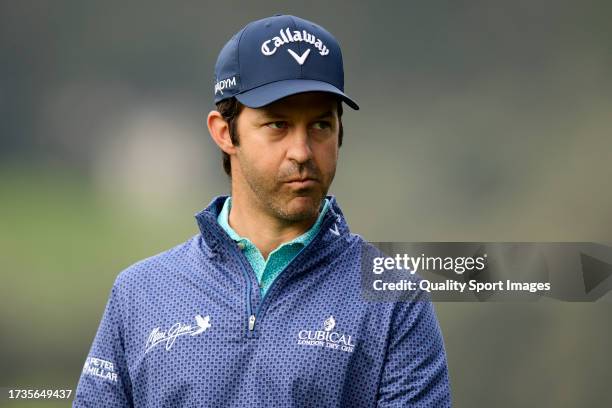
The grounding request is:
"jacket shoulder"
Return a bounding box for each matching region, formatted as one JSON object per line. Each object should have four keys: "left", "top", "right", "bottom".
{"left": 112, "top": 234, "right": 201, "bottom": 290}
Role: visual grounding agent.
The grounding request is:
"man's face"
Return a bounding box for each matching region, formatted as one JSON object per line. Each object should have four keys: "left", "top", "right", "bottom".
{"left": 232, "top": 92, "right": 340, "bottom": 222}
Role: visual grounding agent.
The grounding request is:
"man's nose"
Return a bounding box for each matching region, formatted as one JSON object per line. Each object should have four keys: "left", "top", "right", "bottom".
{"left": 286, "top": 125, "right": 313, "bottom": 164}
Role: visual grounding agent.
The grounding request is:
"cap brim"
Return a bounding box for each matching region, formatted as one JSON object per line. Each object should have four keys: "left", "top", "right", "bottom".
{"left": 235, "top": 79, "right": 359, "bottom": 110}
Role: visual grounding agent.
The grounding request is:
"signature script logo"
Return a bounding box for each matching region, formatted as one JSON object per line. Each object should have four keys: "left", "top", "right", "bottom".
{"left": 145, "top": 314, "right": 211, "bottom": 354}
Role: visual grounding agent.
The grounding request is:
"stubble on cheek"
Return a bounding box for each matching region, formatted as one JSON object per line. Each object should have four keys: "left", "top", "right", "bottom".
{"left": 239, "top": 156, "right": 331, "bottom": 222}
{"left": 235, "top": 151, "right": 287, "bottom": 218}
{"left": 276, "top": 160, "right": 335, "bottom": 218}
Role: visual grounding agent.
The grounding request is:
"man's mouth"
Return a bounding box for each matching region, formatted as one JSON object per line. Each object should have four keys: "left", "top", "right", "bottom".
{"left": 284, "top": 177, "right": 318, "bottom": 188}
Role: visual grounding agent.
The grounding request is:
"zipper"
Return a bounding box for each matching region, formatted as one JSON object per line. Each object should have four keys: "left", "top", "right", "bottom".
{"left": 205, "top": 208, "right": 262, "bottom": 338}
{"left": 235, "top": 252, "right": 260, "bottom": 337}
{"left": 241, "top": 268, "right": 253, "bottom": 332}
{"left": 248, "top": 213, "right": 339, "bottom": 335}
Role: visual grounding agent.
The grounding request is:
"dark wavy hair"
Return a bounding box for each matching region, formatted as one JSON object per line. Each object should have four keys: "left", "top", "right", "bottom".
{"left": 215, "top": 97, "right": 344, "bottom": 176}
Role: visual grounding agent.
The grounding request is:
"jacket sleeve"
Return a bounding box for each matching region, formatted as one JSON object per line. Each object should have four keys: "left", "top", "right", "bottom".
{"left": 73, "top": 283, "right": 133, "bottom": 407}
{"left": 377, "top": 291, "right": 452, "bottom": 407}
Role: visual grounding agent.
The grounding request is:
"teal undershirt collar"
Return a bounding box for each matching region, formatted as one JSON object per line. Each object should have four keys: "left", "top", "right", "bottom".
{"left": 217, "top": 197, "right": 330, "bottom": 296}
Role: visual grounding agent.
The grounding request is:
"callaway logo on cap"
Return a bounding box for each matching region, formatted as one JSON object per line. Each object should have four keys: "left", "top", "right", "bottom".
{"left": 213, "top": 14, "right": 359, "bottom": 110}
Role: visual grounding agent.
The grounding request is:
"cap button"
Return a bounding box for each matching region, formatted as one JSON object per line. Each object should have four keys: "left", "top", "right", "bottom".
{"left": 237, "top": 242, "right": 246, "bottom": 250}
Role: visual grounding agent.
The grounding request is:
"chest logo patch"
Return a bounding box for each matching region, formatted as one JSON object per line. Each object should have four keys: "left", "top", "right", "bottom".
{"left": 297, "top": 315, "right": 356, "bottom": 353}
{"left": 145, "top": 314, "right": 211, "bottom": 354}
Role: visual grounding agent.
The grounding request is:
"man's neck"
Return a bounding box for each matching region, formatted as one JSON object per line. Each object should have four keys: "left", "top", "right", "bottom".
{"left": 227, "top": 194, "right": 320, "bottom": 261}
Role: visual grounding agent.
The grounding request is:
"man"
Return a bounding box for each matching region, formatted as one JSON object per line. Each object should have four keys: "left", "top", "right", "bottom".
{"left": 74, "top": 14, "right": 451, "bottom": 407}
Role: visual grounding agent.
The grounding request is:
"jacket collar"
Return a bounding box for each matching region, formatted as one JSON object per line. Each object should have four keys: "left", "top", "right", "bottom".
{"left": 194, "top": 194, "right": 349, "bottom": 255}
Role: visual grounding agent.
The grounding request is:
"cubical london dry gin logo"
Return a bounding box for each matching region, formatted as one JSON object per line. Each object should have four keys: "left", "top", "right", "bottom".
{"left": 297, "top": 315, "right": 356, "bottom": 353}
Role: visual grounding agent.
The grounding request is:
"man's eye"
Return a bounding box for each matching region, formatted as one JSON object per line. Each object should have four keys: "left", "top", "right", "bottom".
{"left": 312, "top": 121, "right": 331, "bottom": 130}
{"left": 267, "top": 121, "right": 287, "bottom": 129}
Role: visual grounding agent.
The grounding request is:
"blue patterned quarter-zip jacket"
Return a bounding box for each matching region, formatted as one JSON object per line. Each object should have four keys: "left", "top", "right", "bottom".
{"left": 73, "top": 195, "right": 451, "bottom": 407}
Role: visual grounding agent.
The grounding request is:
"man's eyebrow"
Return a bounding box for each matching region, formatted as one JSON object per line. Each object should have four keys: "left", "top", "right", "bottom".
{"left": 257, "top": 109, "right": 288, "bottom": 119}
{"left": 313, "top": 111, "right": 335, "bottom": 119}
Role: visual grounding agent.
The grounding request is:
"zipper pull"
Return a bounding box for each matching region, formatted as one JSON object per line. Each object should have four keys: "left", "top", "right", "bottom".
{"left": 248, "top": 314, "right": 256, "bottom": 331}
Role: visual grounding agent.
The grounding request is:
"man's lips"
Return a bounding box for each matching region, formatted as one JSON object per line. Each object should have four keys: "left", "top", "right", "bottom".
{"left": 284, "top": 178, "right": 319, "bottom": 188}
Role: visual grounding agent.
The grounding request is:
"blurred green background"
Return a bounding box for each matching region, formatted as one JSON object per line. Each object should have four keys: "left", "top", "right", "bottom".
{"left": 1, "top": 1, "right": 611, "bottom": 407}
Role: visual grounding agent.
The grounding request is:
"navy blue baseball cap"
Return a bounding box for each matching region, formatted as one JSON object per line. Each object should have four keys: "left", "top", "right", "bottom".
{"left": 213, "top": 14, "right": 359, "bottom": 110}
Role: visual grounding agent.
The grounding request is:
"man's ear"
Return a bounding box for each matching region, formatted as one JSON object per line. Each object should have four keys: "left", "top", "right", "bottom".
{"left": 207, "top": 110, "right": 237, "bottom": 155}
